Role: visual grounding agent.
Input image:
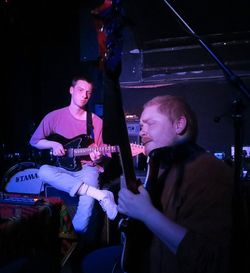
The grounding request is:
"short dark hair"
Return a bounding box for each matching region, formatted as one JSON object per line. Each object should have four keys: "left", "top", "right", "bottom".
{"left": 144, "top": 95, "right": 198, "bottom": 141}
{"left": 71, "top": 75, "right": 93, "bottom": 88}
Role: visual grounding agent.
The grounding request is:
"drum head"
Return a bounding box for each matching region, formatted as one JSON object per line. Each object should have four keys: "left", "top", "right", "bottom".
{"left": 3, "top": 162, "right": 44, "bottom": 194}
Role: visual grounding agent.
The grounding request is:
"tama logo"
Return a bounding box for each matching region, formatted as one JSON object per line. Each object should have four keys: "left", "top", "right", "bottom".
{"left": 15, "top": 172, "right": 39, "bottom": 183}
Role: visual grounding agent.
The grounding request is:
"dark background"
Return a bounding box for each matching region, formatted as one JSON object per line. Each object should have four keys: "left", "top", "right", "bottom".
{"left": 1, "top": 0, "right": 250, "bottom": 176}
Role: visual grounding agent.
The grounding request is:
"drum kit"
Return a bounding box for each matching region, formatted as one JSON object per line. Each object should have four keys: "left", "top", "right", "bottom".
{"left": 1, "top": 147, "right": 52, "bottom": 195}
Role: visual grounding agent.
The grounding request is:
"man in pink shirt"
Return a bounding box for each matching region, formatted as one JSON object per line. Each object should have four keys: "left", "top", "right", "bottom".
{"left": 30, "top": 75, "right": 117, "bottom": 233}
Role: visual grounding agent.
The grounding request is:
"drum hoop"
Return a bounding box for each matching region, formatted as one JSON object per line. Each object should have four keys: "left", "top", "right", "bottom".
{"left": 2, "top": 162, "right": 38, "bottom": 185}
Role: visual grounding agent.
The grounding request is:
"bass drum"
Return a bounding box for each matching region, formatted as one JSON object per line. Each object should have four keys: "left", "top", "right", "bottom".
{"left": 3, "top": 162, "right": 44, "bottom": 194}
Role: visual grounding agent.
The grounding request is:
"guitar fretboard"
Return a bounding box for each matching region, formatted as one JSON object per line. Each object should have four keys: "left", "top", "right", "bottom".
{"left": 72, "top": 145, "right": 119, "bottom": 156}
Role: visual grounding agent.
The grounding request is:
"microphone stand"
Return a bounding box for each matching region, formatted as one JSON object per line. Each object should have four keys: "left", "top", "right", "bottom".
{"left": 162, "top": 0, "right": 250, "bottom": 272}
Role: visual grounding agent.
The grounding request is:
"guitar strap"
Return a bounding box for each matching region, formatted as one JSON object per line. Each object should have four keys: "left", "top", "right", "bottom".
{"left": 87, "top": 111, "right": 94, "bottom": 140}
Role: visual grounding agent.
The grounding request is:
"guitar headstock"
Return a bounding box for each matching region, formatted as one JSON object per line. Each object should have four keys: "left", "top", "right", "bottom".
{"left": 130, "top": 143, "right": 145, "bottom": 157}
{"left": 92, "top": 0, "right": 124, "bottom": 76}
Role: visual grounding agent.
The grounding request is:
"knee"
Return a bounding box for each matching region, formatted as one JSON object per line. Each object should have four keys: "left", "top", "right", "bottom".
{"left": 82, "top": 166, "right": 100, "bottom": 187}
{"left": 38, "top": 165, "right": 54, "bottom": 181}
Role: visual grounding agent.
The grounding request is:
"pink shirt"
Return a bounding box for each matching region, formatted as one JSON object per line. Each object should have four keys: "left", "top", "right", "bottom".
{"left": 30, "top": 106, "right": 104, "bottom": 146}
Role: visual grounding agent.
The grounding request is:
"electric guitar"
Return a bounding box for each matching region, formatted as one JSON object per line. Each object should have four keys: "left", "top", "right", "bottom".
{"left": 92, "top": 1, "right": 149, "bottom": 272}
{"left": 34, "top": 134, "right": 144, "bottom": 171}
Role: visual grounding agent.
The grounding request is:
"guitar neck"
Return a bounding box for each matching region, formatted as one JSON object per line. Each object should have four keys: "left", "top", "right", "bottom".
{"left": 118, "top": 139, "right": 142, "bottom": 194}
{"left": 72, "top": 145, "right": 119, "bottom": 156}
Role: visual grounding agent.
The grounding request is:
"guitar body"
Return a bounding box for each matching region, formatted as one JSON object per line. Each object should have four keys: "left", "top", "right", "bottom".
{"left": 32, "top": 134, "right": 93, "bottom": 171}
{"left": 120, "top": 218, "right": 152, "bottom": 273}
{"left": 120, "top": 155, "right": 161, "bottom": 272}
{"left": 49, "top": 134, "right": 94, "bottom": 171}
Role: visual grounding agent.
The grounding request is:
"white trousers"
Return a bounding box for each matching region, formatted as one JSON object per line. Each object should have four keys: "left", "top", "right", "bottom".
{"left": 38, "top": 164, "right": 100, "bottom": 232}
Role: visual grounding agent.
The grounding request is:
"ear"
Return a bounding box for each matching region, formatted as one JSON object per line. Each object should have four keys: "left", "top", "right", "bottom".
{"left": 175, "top": 116, "right": 187, "bottom": 135}
{"left": 69, "top": 86, "right": 73, "bottom": 95}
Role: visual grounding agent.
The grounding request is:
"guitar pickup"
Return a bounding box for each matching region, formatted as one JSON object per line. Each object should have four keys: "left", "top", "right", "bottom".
{"left": 66, "top": 148, "right": 74, "bottom": 158}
